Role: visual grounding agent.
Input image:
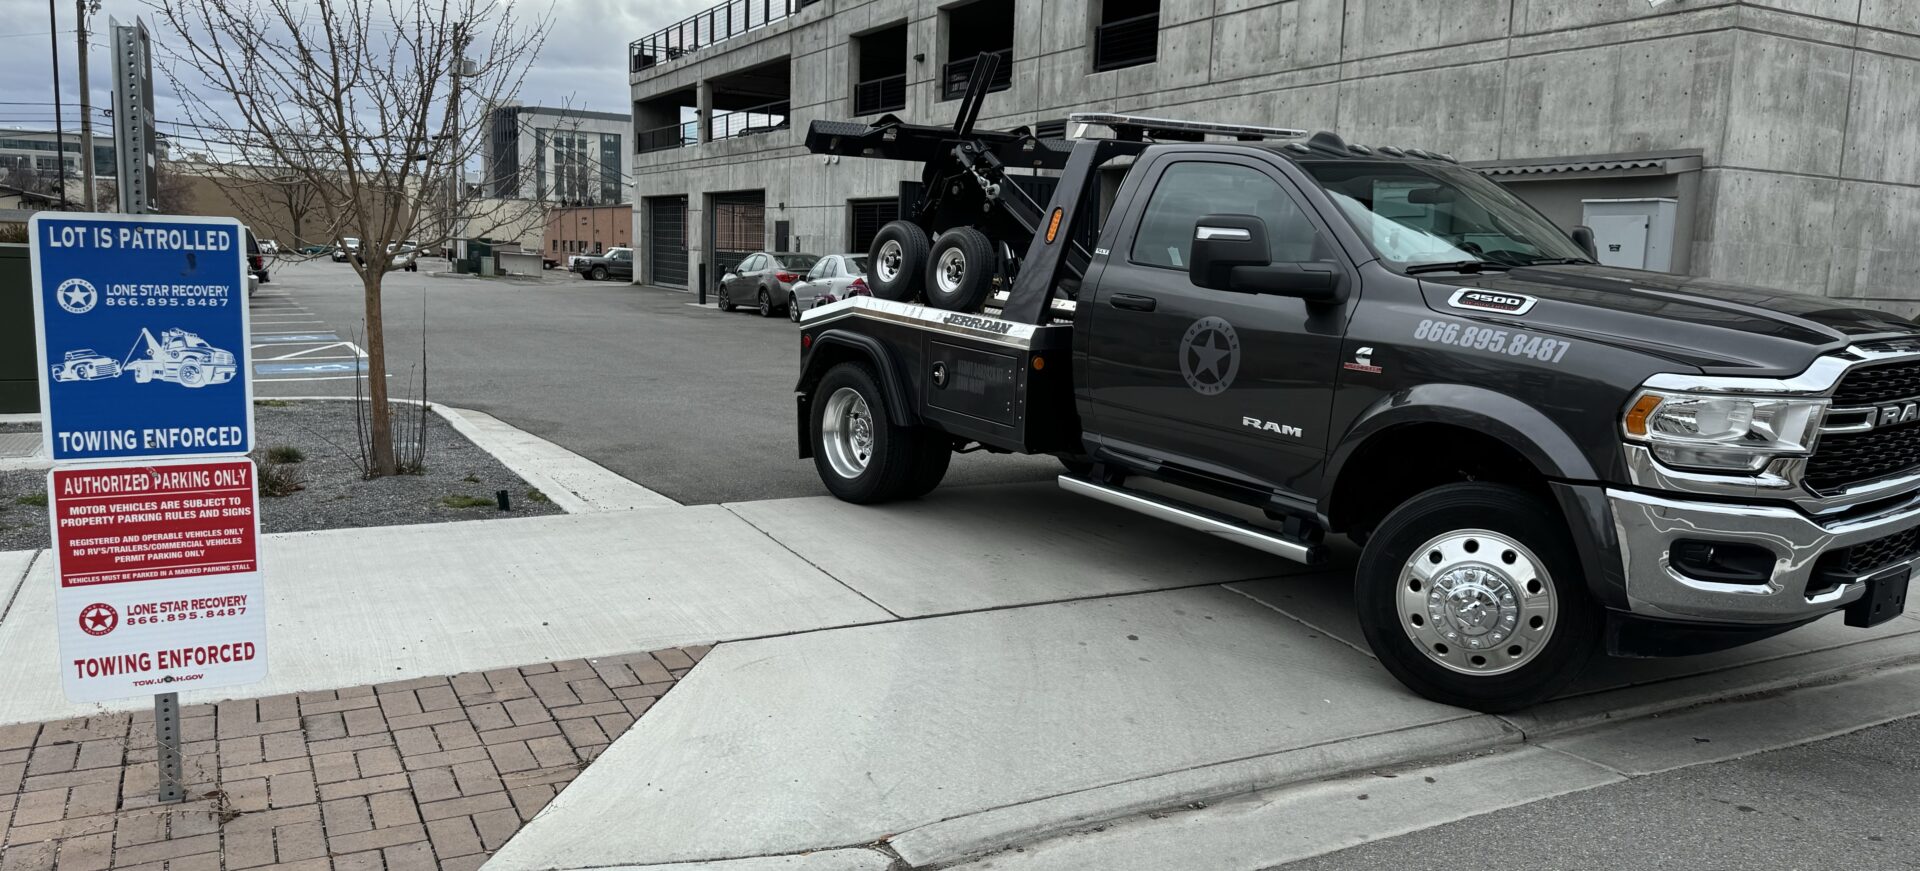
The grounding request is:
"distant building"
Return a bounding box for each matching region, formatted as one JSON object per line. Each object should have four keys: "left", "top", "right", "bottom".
{"left": 544, "top": 204, "right": 632, "bottom": 260}
{"left": 482, "top": 105, "right": 632, "bottom": 206}
{"left": 0, "top": 128, "right": 116, "bottom": 180}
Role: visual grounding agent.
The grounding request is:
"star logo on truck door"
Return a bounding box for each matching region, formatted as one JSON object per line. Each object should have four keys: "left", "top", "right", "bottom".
{"left": 1179, "top": 316, "right": 1240, "bottom": 395}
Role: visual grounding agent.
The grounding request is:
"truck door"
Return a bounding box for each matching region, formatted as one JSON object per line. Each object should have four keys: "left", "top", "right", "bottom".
{"left": 1083, "top": 156, "right": 1350, "bottom": 497}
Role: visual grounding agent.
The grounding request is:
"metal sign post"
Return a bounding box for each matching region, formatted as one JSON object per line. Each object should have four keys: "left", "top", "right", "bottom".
{"left": 155, "top": 692, "right": 184, "bottom": 802}
{"left": 110, "top": 18, "right": 156, "bottom": 215}
{"left": 30, "top": 212, "right": 266, "bottom": 804}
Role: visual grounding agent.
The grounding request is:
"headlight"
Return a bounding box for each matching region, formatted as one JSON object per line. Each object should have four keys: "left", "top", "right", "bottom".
{"left": 1623, "top": 391, "right": 1824, "bottom": 472}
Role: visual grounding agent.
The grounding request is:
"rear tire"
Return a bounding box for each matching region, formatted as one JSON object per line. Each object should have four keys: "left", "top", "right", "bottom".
{"left": 867, "top": 221, "right": 931, "bottom": 302}
{"left": 925, "top": 227, "right": 996, "bottom": 312}
{"left": 810, "top": 363, "right": 921, "bottom": 504}
{"left": 1355, "top": 482, "right": 1598, "bottom": 712}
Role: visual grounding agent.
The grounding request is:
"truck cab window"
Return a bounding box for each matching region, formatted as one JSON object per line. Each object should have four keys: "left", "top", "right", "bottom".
{"left": 1130, "top": 162, "right": 1328, "bottom": 272}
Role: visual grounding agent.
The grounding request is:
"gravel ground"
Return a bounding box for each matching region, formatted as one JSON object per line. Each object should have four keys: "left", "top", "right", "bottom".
{"left": 0, "top": 400, "right": 562, "bottom": 551}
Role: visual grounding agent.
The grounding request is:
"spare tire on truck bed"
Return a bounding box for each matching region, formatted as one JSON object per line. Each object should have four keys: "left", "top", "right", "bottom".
{"left": 866, "top": 221, "right": 930, "bottom": 302}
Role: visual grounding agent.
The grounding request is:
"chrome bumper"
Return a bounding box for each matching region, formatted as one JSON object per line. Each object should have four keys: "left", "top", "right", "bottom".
{"left": 1608, "top": 488, "right": 1920, "bottom": 624}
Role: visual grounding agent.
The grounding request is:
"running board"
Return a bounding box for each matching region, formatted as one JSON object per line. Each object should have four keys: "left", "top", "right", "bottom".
{"left": 1058, "top": 475, "right": 1326, "bottom": 565}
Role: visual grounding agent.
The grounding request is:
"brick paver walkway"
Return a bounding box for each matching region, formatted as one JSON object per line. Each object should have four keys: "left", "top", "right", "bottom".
{"left": 0, "top": 646, "right": 707, "bottom": 870}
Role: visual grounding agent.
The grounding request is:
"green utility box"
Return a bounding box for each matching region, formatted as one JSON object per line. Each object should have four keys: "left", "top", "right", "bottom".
{"left": 0, "top": 244, "right": 38, "bottom": 413}
{"left": 458, "top": 238, "right": 495, "bottom": 275}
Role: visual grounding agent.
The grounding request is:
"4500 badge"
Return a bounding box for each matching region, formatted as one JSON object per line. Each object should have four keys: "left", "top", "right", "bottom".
{"left": 1414, "top": 319, "right": 1571, "bottom": 363}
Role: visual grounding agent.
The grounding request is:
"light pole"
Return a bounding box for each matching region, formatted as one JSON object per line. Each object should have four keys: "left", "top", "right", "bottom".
{"left": 48, "top": 0, "right": 71, "bottom": 209}
{"left": 76, "top": 0, "right": 100, "bottom": 209}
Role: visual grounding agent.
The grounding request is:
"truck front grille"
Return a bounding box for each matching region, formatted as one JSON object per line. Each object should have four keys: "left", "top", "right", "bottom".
{"left": 1806, "top": 360, "right": 1920, "bottom": 493}
{"left": 1833, "top": 359, "right": 1920, "bottom": 406}
{"left": 1805, "top": 425, "right": 1920, "bottom": 493}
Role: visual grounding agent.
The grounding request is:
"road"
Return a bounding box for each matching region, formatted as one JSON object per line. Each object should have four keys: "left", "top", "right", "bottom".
{"left": 249, "top": 257, "right": 1056, "bottom": 503}
{"left": 1277, "top": 713, "right": 1920, "bottom": 870}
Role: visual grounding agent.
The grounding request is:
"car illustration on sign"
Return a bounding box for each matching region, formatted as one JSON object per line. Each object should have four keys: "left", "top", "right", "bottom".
{"left": 50, "top": 350, "right": 122, "bottom": 382}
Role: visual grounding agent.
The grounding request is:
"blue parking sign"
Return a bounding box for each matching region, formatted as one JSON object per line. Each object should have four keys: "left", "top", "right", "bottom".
{"left": 30, "top": 213, "right": 255, "bottom": 462}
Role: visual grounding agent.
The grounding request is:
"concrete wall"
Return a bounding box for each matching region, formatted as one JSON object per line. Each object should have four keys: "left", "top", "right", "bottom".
{"left": 627, "top": 0, "right": 1920, "bottom": 312}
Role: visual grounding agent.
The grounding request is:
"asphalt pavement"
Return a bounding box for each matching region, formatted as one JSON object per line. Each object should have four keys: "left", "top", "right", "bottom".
{"left": 1276, "top": 713, "right": 1920, "bottom": 871}
{"left": 251, "top": 257, "right": 1056, "bottom": 503}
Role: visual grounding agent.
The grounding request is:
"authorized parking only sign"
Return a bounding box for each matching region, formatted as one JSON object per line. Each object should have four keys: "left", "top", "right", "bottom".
{"left": 50, "top": 458, "right": 267, "bottom": 702}
{"left": 30, "top": 213, "right": 254, "bottom": 463}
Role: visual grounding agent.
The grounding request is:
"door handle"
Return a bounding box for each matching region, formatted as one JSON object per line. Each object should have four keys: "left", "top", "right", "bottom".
{"left": 1110, "top": 293, "right": 1157, "bottom": 312}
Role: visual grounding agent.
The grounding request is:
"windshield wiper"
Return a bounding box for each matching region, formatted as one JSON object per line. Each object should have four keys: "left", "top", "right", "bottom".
{"left": 1403, "top": 261, "right": 1514, "bottom": 276}
{"left": 1520, "top": 257, "right": 1594, "bottom": 267}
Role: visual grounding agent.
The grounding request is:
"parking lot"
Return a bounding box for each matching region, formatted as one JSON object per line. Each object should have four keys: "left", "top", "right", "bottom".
{"left": 251, "top": 257, "right": 1056, "bottom": 504}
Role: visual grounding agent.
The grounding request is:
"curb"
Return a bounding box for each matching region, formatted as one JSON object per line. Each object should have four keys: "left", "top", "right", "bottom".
{"left": 886, "top": 716, "right": 1517, "bottom": 867}
{"left": 884, "top": 626, "right": 1920, "bottom": 868}
{"left": 253, "top": 397, "right": 679, "bottom": 513}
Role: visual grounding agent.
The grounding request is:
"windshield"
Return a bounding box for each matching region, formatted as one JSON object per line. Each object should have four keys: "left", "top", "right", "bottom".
{"left": 776, "top": 254, "right": 818, "bottom": 270}
{"left": 1300, "top": 162, "right": 1589, "bottom": 270}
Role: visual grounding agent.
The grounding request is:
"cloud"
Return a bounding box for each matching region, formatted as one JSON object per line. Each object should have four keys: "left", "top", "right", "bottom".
{"left": 0, "top": 0, "right": 711, "bottom": 133}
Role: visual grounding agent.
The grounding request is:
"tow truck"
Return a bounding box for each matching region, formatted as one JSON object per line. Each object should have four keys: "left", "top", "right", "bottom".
{"left": 123, "top": 328, "right": 238, "bottom": 388}
{"left": 792, "top": 56, "right": 1916, "bottom": 711}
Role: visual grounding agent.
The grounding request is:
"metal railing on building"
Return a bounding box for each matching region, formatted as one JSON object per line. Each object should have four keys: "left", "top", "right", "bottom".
{"left": 637, "top": 120, "right": 699, "bottom": 154}
{"left": 630, "top": 0, "right": 820, "bottom": 73}
{"left": 853, "top": 73, "right": 907, "bottom": 116}
{"left": 709, "top": 100, "right": 791, "bottom": 141}
{"left": 941, "top": 49, "right": 1014, "bottom": 100}
{"left": 1093, "top": 12, "right": 1159, "bottom": 72}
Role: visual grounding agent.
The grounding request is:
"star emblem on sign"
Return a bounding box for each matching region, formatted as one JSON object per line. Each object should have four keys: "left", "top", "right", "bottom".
{"left": 78, "top": 602, "right": 117, "bottom": 637}
{"left": 1178, "top": 316, "right": 1241, "bottom": 395}
{"left": 55, "top": 277, "right": 98, "bottom": 314}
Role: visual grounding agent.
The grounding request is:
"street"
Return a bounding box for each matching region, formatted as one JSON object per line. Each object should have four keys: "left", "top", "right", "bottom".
{"left": 249, "top": 257, "right": 1057, "bottom": 504}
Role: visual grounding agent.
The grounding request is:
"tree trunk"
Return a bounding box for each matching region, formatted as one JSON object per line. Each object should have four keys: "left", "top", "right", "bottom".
{"left": 361, "top": 271, "right": 397, "bottom": 476}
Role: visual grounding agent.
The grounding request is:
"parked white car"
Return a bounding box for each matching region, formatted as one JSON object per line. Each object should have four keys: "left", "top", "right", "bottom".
{"left": 789, "top": 253, "right": 871, "bottom": 322}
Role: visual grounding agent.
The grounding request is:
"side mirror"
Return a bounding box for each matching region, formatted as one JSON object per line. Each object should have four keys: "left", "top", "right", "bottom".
{"left": 1570, "top": 225, "right": 1599, "bottom": 261}
{"left": 1188, "top": 214, "right": 1271, "bottom": 290}
{"left": 1229, "top": 263, "right": 1344, "bottom": 304}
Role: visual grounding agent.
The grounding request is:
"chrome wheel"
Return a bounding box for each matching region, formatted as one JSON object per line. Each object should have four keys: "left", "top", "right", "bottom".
{"left": 875, "top": 239, "right": 904, "bottom": 284}
{"left": 935, "top": 247, "right": 968, "bottom": 294}
{"left": 820, "top": 387, "right": 875, "bottom": 479}
{"left": 1397, "top": 529, "right": 1557, "bottom": 676}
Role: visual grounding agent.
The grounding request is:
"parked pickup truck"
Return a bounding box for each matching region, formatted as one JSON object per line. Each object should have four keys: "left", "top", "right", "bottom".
{"left": 572, "top": 248, "right": 633, "bottom": 282}
{"left": 791, "top": 61, "right": 1915, "bottom": 712}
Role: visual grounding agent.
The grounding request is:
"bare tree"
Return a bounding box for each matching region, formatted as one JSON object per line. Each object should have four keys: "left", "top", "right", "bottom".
{"left": 146, "top": 0, "right": 551, "bottom": 476}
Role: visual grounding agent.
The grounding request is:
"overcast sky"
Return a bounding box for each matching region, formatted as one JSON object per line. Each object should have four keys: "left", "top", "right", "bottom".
{"left": 0, "top": 0, "right": 709, "bottom": 138}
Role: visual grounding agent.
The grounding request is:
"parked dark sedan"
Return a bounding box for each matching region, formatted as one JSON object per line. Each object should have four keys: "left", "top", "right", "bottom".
{"left": 717, "top": 251, "right": 819, "bottom": 317}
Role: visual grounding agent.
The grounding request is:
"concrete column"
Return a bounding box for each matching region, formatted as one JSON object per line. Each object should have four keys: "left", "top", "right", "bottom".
{"left": 697, "top": 81, "right": 715, "bottom": 144}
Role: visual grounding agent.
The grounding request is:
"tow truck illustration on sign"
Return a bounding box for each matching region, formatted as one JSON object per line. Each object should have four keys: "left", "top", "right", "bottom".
{"left": 51, "top": 328, "right": 239, "bottom": 388}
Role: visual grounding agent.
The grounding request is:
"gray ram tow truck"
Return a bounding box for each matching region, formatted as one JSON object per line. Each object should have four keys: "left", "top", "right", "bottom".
{"left": 792, "top": 58, "right": 1914, "bottom": 711}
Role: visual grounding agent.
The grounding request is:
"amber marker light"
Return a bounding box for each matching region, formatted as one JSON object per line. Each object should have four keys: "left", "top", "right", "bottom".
{"left": 1045, "top": 208, "right": 1064, "bottom": 244}
{"left": 1032, "top": 356, "right": 1045, "bottom": 371}
{"left": 1624, "top": 393, "right": 1662, "bottom": 438}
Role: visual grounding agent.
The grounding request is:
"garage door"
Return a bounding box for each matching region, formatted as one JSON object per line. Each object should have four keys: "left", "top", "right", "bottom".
{"left": 848, "top": 198, "right": 899, "bottom": 255}
{"left": 647, "top": 195, "right": 688, "bottom": 287}
{"left": 710, "top": 191, "right": 766, "bottom": 284}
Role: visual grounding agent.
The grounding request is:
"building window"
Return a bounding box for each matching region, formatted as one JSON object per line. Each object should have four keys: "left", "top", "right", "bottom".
{"left": 941, "top": 0, "right": 1014, "bottom": 101}
{"left": 852, "top": 23, "right": 908, "bottom": 116}
{"left": 1093, "top": 0, "right": 1158, "bottom": 71}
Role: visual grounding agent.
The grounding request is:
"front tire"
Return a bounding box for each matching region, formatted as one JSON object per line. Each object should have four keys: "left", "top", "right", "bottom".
{"left": 788, "top": 293, "right": 801, "bottom": 323}
{"left": 758, "top": 289, "right": 774, "bottom": 318}
{"left": 925, "top": 227, "right": 996, "bottom": 312}
{"left": 810, "top": 363, "right": 924, "bottom": 504}
{"left": 591, "top": 266, "right": 608, "bottom": 281}
{"left": 867, "top": 221, "right": 931, "bottom": 302}
{"left": 718, "top": 289, "right": 736, "bottom": 312}
{"left": 1355, "top": 483, "right": 1598, "bottom": 712}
